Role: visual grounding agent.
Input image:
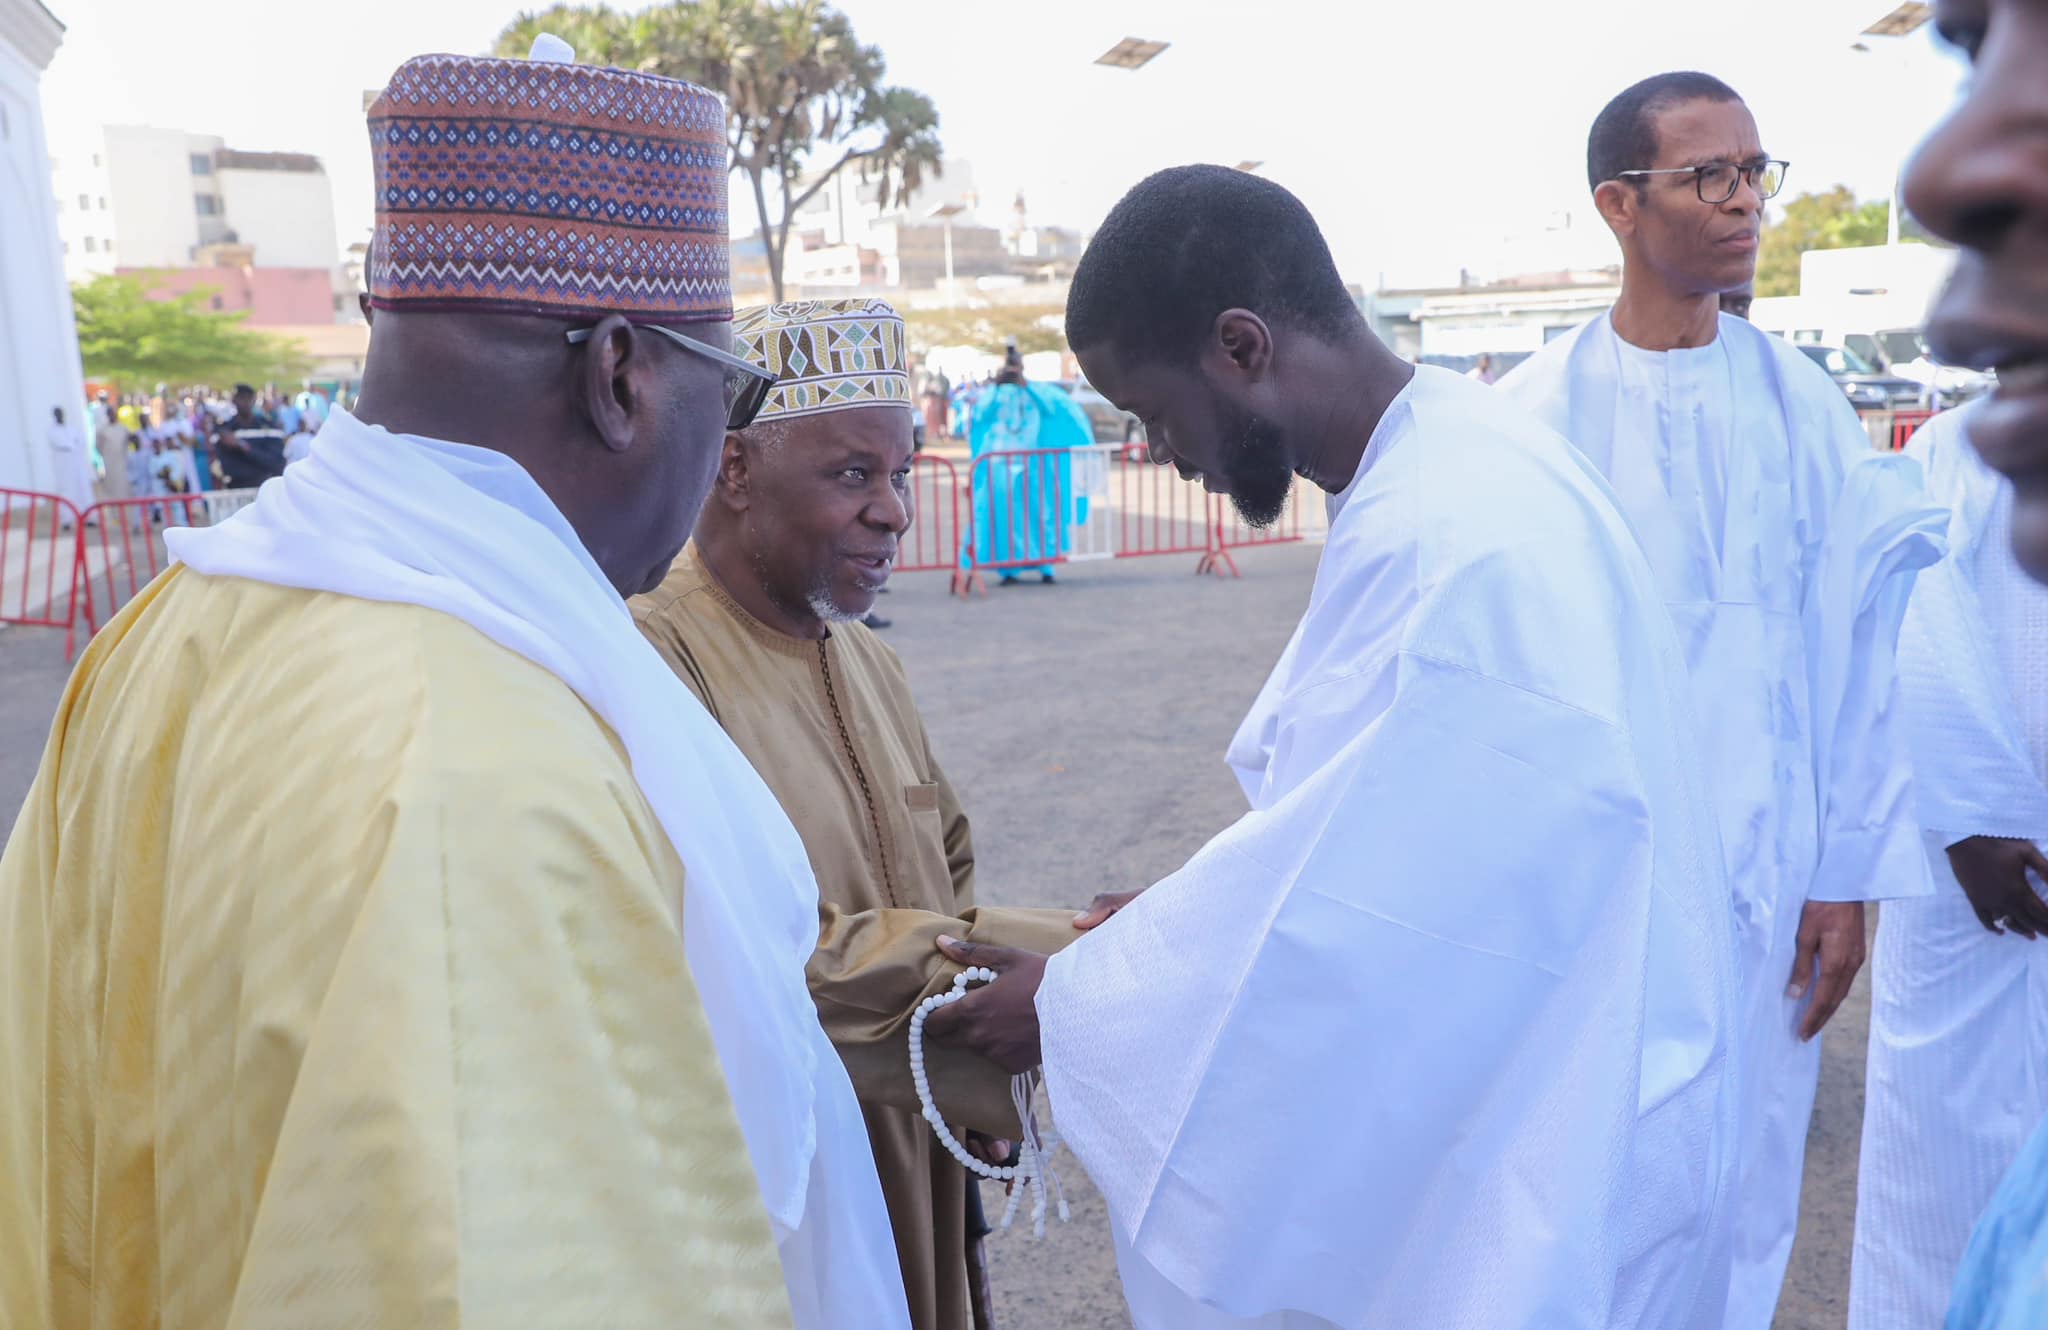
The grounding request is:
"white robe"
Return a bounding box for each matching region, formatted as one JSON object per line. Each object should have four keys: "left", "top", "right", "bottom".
{"left": 1849, "top": 406, "right": 2048, "bottom": 1330}
{"left": 1035, "top": 366, "right": 1742, "bottom": 1330}
{"left": 46, "top": 419, "right": 95, "bottom": 514}
{"left": 1497, "top": 312, "right": 1947, "bottom": 1330}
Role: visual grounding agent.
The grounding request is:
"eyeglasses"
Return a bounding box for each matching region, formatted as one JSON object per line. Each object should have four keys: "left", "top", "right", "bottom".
{"left": 565, "top": 323, "right": 779, "bottom": 431}
{"left": 1614, "top": 159, "right": 1790, "bottom": 204}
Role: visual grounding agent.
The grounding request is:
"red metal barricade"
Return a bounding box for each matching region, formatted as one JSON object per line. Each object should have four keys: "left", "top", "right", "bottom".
{"left": 899, "top": 454, "right": 962, "bottom": 574}
{"left": 76, "top": 494, "right": 212, "bottom": 630}
{"left": 1891, "top": 409, "right": 1936, "bottom": 452}
{"left": 1206, "top": 476, "right": 1319, "bottom": 575}
{"left": 0, "top": 489, "right": 90, "bottom": 658}
{"left": 946, "top": 448, "right": 1326, "bottom": 593}
{"left": 1113, "top": 459, "right": 1215, "bottom": 566}
{"left": 954, "top": 449, "right": 1078, "bottom": 596}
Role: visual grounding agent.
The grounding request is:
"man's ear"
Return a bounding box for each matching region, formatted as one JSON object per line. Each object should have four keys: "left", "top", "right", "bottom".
{"left": 1593, "top": 180, "right": 1639, "bottom": 239}
{"left": 1209, "top": 309, "right": 1274, "bottom": 381}
{"left": 574, "top": 313, "right": 640, "bottom": 455}
{"left": 713, "top": 430, "right": 753, "bottom": 513}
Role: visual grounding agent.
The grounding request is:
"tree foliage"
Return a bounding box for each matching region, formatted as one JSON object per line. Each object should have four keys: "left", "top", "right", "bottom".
{"left": 495, "top": 0, "right": 943, "bottom": 301}
{"left": 73, "top": 274, "right": 312, "bottom": 387}
{"left": 1755, "top": 187, "right": 1937, "bottom": 297}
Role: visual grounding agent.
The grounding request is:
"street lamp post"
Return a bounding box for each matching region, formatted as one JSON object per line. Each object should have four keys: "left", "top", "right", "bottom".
{"left": 1857, "top": 2, "right": 1933, "bottom": 246}
{"left": 1093, "top": 37, "right": 1170, "bottom": 70}
{"left": 929, "top": 201, "right": 966, "bottom": 307}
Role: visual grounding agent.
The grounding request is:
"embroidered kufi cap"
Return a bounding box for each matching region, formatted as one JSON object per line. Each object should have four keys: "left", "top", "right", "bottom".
{"left": 733, "top": 299, "right": 912, "bottom": 422}
{"left": 366, "top": 37, "right": 731, "bottom": 325}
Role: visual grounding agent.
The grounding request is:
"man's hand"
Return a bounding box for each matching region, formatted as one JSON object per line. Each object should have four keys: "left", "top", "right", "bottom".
{"left": 964, "top": 1131, "right": 1016, "bottom": 1169}
{"left": 1072, "top": 888, "right": 1145, "bottom": 930}
{"left": 923, "top": 935, "right": 1048, "bottom": 1075}
{"left": 1946, "top": 836, "right": 2048, "bottom": 938}
{"left": 1787, "top": 900, "right": 1866, "bottom": 1041}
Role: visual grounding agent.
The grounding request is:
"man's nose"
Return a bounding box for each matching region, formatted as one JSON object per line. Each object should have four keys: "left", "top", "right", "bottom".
{"left": 1903, "top": 40, "right": 2048, "bottom": 255}
{"left": 1724, "top": 174, "right": 1764, "bottom": 216}
{"left": 868, "top": 482, "right": 911, "bottom": 534}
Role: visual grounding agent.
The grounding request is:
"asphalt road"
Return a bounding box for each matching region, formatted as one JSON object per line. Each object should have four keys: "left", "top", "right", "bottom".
{"left": 0, "top": 543, "right": 1872, "bottom": 1329}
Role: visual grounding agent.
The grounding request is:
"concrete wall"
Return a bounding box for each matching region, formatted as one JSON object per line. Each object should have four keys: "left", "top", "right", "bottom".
{"left": 48, "top": 131, "right": 114, "bottom": 282}
{"left": 0, "top": 0, "right": 85, "bottom": 493}
{"left": 127, "top": 265, "right": 336, "bottom": 325}
{"left": 217, "top": 164, "right": 338, "bottom": 270}
{"left": 102, "top": 123, "right": 214, "bottom": 268}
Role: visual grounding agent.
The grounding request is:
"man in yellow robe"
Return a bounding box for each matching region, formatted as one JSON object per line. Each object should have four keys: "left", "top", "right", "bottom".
{"left": 633, "top": 298, "right": 1084, "bottom": 1330}
{"left": 0, "top": 42, "right": 912, "bottom": 1330}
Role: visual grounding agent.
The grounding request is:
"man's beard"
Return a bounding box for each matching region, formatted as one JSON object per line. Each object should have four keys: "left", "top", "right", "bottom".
{"left": 1216, "top": 402, "right": 1294, "bottom": 528}
{"left": 807, "top": 573, "right": 864, "bottom": 625}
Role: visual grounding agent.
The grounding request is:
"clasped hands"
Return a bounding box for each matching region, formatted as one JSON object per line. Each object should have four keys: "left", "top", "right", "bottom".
{"left": 922, "top": 888, "right": 1142, "bottom": 1075}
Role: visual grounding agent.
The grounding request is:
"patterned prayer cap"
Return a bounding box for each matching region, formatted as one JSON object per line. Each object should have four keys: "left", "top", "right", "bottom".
{"left": 735, "top": 299, "right": 913, "bottom": 422}
{"left": 366, "top": 42, "right": 731, "bottom": 325}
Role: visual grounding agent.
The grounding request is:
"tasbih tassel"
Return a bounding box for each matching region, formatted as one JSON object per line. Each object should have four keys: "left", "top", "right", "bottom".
{"left": 909, "top": 968, "right": 1070, "bottom": 1240}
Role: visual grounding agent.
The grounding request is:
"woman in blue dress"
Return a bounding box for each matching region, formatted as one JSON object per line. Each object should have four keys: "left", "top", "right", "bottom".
{"left": 959, "top": 356, "right": 1093, "bottom": 584}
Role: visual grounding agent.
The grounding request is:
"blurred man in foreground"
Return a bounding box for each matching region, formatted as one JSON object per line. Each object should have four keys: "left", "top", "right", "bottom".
{"left": 1907, "top": 0, "right": 2048, "bottom": 583}
{"left": 1896, "top": 5, "right": 2048, "bottom": 1326}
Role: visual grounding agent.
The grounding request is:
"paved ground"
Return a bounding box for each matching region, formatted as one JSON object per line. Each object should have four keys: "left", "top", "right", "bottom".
{"left": 0, "top": 541, "right": 1872, "bottom": 1329}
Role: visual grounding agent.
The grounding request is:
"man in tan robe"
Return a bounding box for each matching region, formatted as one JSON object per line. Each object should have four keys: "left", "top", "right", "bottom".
{"left": 634, "top": 298, "right": 1083, "bottom": 1330}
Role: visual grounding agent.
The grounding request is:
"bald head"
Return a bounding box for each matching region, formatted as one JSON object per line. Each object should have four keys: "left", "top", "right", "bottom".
{"left": 352, "top": 306, "right": 733, "bottom": 598}
{"left": 694, "top": 404, "right": 916, "bottom": 640}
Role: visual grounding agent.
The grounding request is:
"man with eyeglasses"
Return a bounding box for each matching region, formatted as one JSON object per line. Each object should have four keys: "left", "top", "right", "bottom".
{"left": 0, "top": 37, "right": 911, "bottom": 1330}
{"left": 1498, "top": 69, "right": 1948, "bottom": 1330}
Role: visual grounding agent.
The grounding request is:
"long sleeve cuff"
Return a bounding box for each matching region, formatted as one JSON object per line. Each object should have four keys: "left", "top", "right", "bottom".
{"left": 1807, "top": 817, "right": 1936, "bottom": 903}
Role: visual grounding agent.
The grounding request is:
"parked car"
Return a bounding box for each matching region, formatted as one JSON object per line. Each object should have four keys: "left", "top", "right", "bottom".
{"left": 1869, "top": 328, "right": 1996, "bottom": 407}
{"left": 1061, "top": 379, "right": 1147, "bottom": 459}
{"left": 1795, "top": 344, "right": 1925, "bottom": 412}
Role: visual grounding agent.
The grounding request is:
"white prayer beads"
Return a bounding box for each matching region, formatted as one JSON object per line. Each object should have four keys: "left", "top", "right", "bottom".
{"left": 907, "top": 966, "right": 1070, "bottom": 1237}
{"left": 909, "top": 968, "right": 1017, "bottom": 1179}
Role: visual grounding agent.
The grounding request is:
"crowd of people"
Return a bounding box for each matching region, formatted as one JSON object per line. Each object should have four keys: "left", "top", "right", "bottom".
{"left": 3, "top": 10, "right": 2046, "bottom": 1330}
{"left": 42, "top": 382, "right": 338, "bottom": 518}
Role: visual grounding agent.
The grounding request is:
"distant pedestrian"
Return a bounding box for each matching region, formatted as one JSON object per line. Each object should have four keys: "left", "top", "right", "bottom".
{"left": 1466, "top": 352, "right": 1499, "bottom": 385}
{"left": 283, "top": 420, "right": 317, "bottom": 466}
{"left": 212, "top": 384, "right": 288, "bottom": 490}
{"left": 148, "top": 421, "right": 201, "bottom": 497}
{"left": 959, "top": 348, "right": 1090, "bottom": 585}
{"left": 94, "top": 411, "right": 134, "bottom": 503}
{"left": 46, "top": 406, "right": 96, "bottom": 519}
{"left": 294, "top": 387, "right": 330, "bottom": 430}
{"left": 921, "top": 367, "right": 950, "bottom": 441}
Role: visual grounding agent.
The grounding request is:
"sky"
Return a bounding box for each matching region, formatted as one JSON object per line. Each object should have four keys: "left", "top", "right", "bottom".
{"left": 35, "top": 0, "right": 1972, "bottom": 289}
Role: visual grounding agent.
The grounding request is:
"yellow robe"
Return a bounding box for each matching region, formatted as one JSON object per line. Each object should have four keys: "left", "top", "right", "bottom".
{"left": 634, "top": 549, "right": 1078, "bottom": 1330}
{"left": 1, "top": 567, "right": 792, "bottom": 1330}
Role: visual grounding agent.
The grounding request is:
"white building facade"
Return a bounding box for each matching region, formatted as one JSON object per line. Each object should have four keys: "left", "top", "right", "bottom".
{"left": 55, "top": 125, "right": 341, "bottom": 284}
{"left": 0, "top": 0, "right": 84, "bottom": 494}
